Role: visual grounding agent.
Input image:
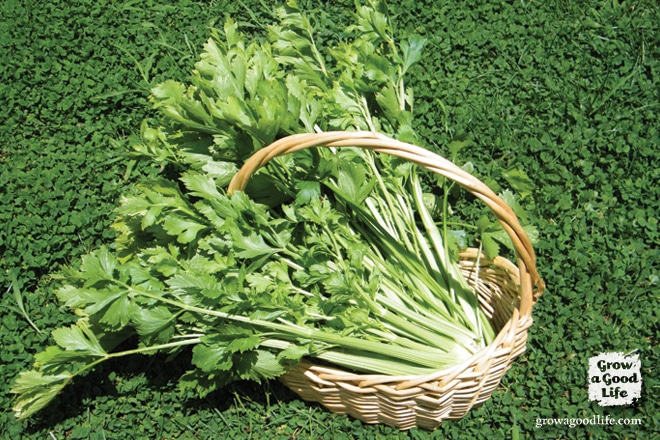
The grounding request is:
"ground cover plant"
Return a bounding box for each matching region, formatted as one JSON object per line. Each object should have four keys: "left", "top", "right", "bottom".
{"left": 1, "top": 0, "right": 658, "bottom": 438}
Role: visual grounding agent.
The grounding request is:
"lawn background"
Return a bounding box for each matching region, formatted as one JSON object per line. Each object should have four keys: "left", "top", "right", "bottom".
{"left": 1, "top": 0, "right": 658, "bottom": 438}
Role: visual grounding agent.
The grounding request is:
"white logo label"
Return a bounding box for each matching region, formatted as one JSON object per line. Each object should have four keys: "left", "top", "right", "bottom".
{"left": 588, "top": 352, "right": 641, "bottom": 406}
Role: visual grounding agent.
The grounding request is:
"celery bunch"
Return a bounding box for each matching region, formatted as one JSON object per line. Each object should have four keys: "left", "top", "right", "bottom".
{"left": 12, "top": 0, "right": 497, "bottom": 421}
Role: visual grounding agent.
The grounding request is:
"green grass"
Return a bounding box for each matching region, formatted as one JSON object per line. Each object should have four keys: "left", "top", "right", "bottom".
{"left": 1, "top": 0, "right": 658, "bottom": 438}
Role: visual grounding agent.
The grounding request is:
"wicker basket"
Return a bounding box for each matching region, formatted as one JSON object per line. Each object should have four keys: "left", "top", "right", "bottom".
{"left": 228, "top": 131, "right": 545, "bottom": 431}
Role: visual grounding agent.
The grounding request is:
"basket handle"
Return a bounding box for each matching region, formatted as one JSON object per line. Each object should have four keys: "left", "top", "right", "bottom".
{"left": 228, "top": 131, "right": 545, "bottom": 317}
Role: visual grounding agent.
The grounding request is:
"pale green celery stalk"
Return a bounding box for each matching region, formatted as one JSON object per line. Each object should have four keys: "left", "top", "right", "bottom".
{"left": 264, "top": 316, "right": 462, "bottom": 372}
{"left": 380, "top": 281, "right": 480, "bottom": 343}
{"left": 349, "top": 279, "right": 476, "bottom": 355}
{"left": 326, "top": 191, "right": 468, "bottom": 325}
{"left": 368, "top": 309, "right": 476, "bottom": 359}
{"left": 318, "top": 206, "right": 459, "bottom": 321}
{"left": 279, "top": 201, "right": 476, "bottom": 356}
{"left": 329, "top": 154, "right": 468, "bottom": 318}
{"left": 314, "top": 257, "right": 467, "bottom": 355}
{"left": 411, "top": 173, "right": 495, "bottom": 344}
{"left": 410, "top": 173, "right": 477, "bottom": 327}
{"left": 324, "top": 153, "right": 494, "bottom": 349}
{"left": 372, "top": 272, "right": 483, "bottom": 353}
{"left": 135, "top": 290, "right": 460, "bottom": 374}
{"left": 374, "top": 271, "right": 451, "bottom": 320}
{"left": 354, "top": 95, "right": 377, "bottom": 132}
{"left": 393, "top": 190, "right": 443, "bottom": 274}
{"left": 315, "top": 349, "right": 450, "bottom": 376}
{"left": 368, "top": 169, "right": 454, "bottom": 295}
{"left": 262, "top": 338, "right": 437, "bottom": 376}
{"left": 355, "top": 226, "right": 466, "bottom": 318}
{"left": 356, "top": 246, "right": 477, "bottom": 338}
{"left": 442, "top": 183, "right": 453, "bottom": 263}
{"left": 314, "top": 209, "right": 481, "bottom": 355}
{"left": 363, "top": 152, "right": 418, "bottom": 253}
{"left": 382, "top": 197, "right": 472, "bottom": 320}
{"left": 375, "top": 292, "right": 481, "bottom": 350}
{"left": 364, "top": 198, "right": 398, "bottom": 239}
{"left": 410, "top": 173, "right": 453, "bottom": 287}
{"left": 278, "top": 256, "right": 304, "bottom": 272}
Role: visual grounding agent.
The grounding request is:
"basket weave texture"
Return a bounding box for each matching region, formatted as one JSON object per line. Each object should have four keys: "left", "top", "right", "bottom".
{"left": 228, "top": 131, "right": 545, "bottom": 431}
